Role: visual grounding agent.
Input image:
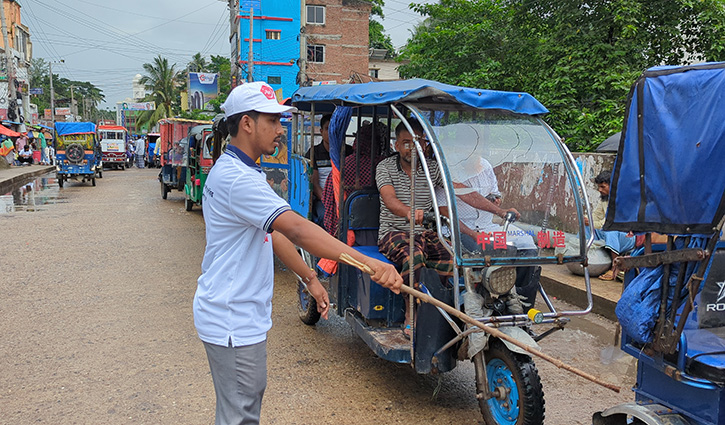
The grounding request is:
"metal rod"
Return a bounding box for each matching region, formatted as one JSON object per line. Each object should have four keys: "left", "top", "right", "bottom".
{"left": 339, "top": 253, "right": 621, "bottom": 393}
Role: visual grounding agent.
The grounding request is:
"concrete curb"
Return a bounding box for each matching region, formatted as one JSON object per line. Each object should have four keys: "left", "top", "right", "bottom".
{"left": 0, "top": 166, "right": 56, "bottom": 195}
{"left": 541, "top": 274, "right": 618, "bottom": 322}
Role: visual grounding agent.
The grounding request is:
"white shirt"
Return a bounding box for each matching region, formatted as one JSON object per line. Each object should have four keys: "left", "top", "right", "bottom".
{"left": 134, "top": 139, "right": 145, "bottom": 155}
{"left": 193, "top": 145, "right": 290, "bottom": 347}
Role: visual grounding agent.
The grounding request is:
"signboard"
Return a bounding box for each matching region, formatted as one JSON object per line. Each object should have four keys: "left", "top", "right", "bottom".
{"left": 44, "top": 109, "right": 52, "bottom": 120}
{"left": 29, "top": 88, "right": 43, "bottom": 95}
{"left": 188, "top": 72, "right": 219, "bottom": 111}
{"left": 55, "top": 107, "right": 71, "bottom": 116}
{"left": 122, "top": 102, "right": 155, "bottom": 111}
{"left": 310, "top": 80, "right": 337, "bottom": 86}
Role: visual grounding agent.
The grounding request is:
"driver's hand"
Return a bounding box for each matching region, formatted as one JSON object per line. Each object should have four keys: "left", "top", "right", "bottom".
{"left": 365, "top": 258, "right": 403, "bottom": 294}
{"left": 502, "top": 207, "right": 520, "bottom": 220}
{"left": 583, "top": 216, "right": 590, "bottom": 226}
{"left": 406, "top": 209, "right": 425, "bottom": 225}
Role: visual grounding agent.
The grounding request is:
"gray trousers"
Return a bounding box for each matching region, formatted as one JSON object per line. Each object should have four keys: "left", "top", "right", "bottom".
{"left": 203, "top": 340, "right": 267, "bottom": 425}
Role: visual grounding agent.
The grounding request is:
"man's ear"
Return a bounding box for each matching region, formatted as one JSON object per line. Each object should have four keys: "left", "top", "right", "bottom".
{"left": 239, "top": 115, "right": 255, "bottom": 135}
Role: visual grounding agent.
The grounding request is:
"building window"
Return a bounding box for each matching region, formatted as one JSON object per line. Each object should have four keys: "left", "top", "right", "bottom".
{"left": 306, "top": 5, "right": 325, "bottom": 25}
{"left": 266, "top": 30, "right": 280, "bottom": 40}
{"left": 307, "top": 44, "right": 325, "bottom": 63}
{"left": 369, "top": 69, "right": 379, "bottom": 79}
{"left": 268, "top": 76, "right": 281, "bottom": 85}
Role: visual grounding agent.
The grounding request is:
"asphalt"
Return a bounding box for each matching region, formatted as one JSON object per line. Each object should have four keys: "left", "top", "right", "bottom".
{"left": 0, "top": 164, "right": 620, "bottom": 321}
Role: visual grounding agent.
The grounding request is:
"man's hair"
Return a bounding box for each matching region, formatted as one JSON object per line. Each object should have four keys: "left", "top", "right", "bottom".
{"left": 594, "top": 170, "right": 612, "bottom": 185}
{"left": 320, "top": 114, "right": 332, "bottom": 129}
{"left": 226, "top": 110, "right": 260, "bottom": 137}
{"left": 395, "top": 119, "right": 424, "bottom": 138}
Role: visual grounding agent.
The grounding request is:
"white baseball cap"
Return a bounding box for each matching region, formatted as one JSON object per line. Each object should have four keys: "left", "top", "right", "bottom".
{"left": 221, "top": 81, "right": 297, "bottom": 118}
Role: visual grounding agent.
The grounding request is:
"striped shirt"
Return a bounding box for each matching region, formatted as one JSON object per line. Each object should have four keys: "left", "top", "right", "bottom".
{"left": 376, "top": 154, "right": 443, "bottom": 241}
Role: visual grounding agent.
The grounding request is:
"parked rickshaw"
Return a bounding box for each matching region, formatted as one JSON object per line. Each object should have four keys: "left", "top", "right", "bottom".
{"left": 183, "top": 120, "right": 215, "bottom": 211}
{"left": 146, "top": 133, "right": 160, "bottom": 168}
{"left": 158, "top": 118, "right": 212, "bottom": 200}
{"left": 289, "top": 79, "right": 597, "bottom": 424}
{"left": 592, "top": 63, "right": 725, "bottom": 425}
{"left": 97, "top": 125, "right": 128, "bottom": 170}
{"left": 54, "top": 122, "right": 102, "bottom": 187}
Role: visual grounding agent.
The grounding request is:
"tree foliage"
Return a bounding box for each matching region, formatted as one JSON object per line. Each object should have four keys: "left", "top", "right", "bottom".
{"left": 136, "top": 55, "right": 185, "bottom": 129}
{"left": 366, "top": 0, "right": 396, "bottom": 57}
{"left": 399, "top": 0, "right": 725, "bottom": 151}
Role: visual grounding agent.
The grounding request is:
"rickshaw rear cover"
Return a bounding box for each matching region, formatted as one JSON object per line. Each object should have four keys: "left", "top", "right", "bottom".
{"left": 605, "top": 62, "right": 725, "bottom": 235}
{"left": 55, "top": 122, "right": 96, "bottom": 135}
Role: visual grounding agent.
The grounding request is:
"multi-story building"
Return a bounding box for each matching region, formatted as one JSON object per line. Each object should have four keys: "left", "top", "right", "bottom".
{"left": 302, "top": 0, "right": 371, "bottom": 85}
{"left": 238, "top": 0, "right": 300, "bottom": 98}
{"left": 0, "top": 0, "right": 32, "bottom": 122}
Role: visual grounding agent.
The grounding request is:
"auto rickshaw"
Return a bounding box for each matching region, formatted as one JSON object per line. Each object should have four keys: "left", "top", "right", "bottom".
{"left": 97, "top": 125, "right": 128, "bottom": 170}
{"left": 592, "top": 63, "right": 725, "bottom": 424}
{"left": 183, "top": 119, "right": 216, "bottom": 211}
{"left": 158, "top": 118, "right": 212, "bottom": 200}
{"left": 54, "top": 122, "right": 102, "bottom": 187}
{"left": 289, "top": 79, "right": 597, "bottom": 424}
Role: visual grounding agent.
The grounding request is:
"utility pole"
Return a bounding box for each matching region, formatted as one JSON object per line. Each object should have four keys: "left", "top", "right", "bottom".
{"left": 227, "top": 0, "right": 240, "bottom": 88}
{"left": 299, "top": 0, "right": 307, "bottom": 86}
{"left": 49, "top": 61, "right": 55, "bottom": 123}
{"left": 70, "top": 85, "right": 75, "bottom": 117}
{"left": 247, "top": 8, "right": 254, "bottom": 82}
{"left": 0, "top": 0, "right": 18, "bottom": 122}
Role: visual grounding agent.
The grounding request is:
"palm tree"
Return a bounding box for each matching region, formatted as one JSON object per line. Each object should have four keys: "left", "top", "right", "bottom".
{"left": 136, "top": 55, "right": 185, "bottom": 129}
{"left": 188, "top": 53, "right": 208, "bottom": 73}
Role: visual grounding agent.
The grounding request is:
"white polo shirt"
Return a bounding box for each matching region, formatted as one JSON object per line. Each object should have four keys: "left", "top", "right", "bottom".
{"left": 193, "top": 144, "right": 290, "bottom": 347}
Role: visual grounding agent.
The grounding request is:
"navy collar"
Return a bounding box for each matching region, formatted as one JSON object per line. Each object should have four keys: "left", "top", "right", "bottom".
{"left": 225, "top": 144, "right": 262, "bottom": 173}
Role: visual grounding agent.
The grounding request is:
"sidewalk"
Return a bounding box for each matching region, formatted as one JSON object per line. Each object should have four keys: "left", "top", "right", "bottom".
{"left": 540, "top": 265, "right": 621, "bottom": 321}
{"left": 0, "top": 164, "right": 56, "bottom": 195}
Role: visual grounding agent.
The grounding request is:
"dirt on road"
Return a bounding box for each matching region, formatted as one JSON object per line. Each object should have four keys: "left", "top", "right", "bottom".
{"left": 1, "top": 169, "right": 634, "bottom": 424}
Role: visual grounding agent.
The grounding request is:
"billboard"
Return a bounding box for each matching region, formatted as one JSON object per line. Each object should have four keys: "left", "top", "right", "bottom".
{"left": 55, "top": 107, "right": 71, "bottom": 116}
{"left": 44, "top": 109, "right": 51, "bottom": 119}
{"left": 122, "top": 102, "right": 155, "bottom": 111}
{"left": 188, "top": 72, "right": 219, "bottom": 111}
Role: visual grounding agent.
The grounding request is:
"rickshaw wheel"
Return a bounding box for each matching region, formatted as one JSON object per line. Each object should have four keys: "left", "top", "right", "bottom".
{"left": 297, "top": 281, "right": 321, "bottom": 325}
{"left": 58, "top": 176, "right": 64, "bottom": 188}
{"left": 92, "top": 177, "right": 96, "bottom": 187}
{"left": 161, "top": 182, "right": 169, "bottom": 200}
{"left": 185, "top": 197, "right": 193, "bottom": 211}
{"left": 475, "top": 340, "right": 544, "bottom": 425}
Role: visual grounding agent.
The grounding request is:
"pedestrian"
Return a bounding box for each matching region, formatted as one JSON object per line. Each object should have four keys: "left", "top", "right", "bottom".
{"left": 38, "top": 131, "right": 49, "bottom": 165}
{"left": 193, "top": 81, "right": 403, "bottom": 425}
{"left": 134, "top": 136, "right": 145, "bottom": 168}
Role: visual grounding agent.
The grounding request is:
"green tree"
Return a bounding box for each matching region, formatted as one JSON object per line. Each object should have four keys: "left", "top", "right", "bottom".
{"left": 400, "top": 0, "right": 725, "bottom": 151}
{"left": 188, "top": 52, "right": 208, "bottom": 73}
{"left": 136, "top": 55, "right": 185, "bottom": 129}
{"left": 366, "top": 0, "right": 395, "bottom": 57}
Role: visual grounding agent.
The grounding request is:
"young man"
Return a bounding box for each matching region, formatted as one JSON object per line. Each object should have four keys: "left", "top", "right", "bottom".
{"left": 17, "top": 144, "right": 33, "bottom": 165}
{"left": 194, "top": 82, "right": 402, "bottom": 425}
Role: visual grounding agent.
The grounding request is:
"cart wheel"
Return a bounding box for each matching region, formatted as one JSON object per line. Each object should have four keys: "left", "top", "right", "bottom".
{"left": 161, "top": 182, "right": 169, "bottom": 200}
{"left": 185, "top": 197, "right": 193, "bottom": 211}
{"left": 58, "top": 176, "right": 64, "bottom": 188}
{"left": 475, "top": 340, "right": 544, "bottom": 425}
{"left": 297, "top": 248, "right": 321, "bottom": 325}
{"left": 92, "top": 177, "right": 96, "bottom": 187}
{"left": 98, "top": 170, "right": 103, "bottom": 179}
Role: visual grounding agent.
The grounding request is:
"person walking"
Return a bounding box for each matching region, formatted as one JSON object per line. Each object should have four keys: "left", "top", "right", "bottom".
{"left": 134, "top": 136, "right": 145, "bottom": 168}
{"left": 194, "top": 82, "right": 402, "bottom": 425}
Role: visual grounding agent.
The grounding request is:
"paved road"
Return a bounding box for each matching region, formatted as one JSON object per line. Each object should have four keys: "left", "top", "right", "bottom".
{"left": 1, "top": 168, "right": 635, "bottom": 424}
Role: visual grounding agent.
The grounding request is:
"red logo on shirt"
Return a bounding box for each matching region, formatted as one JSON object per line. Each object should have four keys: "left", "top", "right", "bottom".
{"left": 260, "top": 85, "right": 275, "bottom": 100}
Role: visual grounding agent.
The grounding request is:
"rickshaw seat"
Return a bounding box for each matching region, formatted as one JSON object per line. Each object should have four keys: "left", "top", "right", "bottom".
{"left": 345, "top": 190, "right": 381, "bottom": 247}
{"left": 352, "top": 245, "right": 395, "bottom": 266}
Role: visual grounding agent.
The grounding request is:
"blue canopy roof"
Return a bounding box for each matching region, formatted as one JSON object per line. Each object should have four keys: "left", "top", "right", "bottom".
{"left": 55, "top": 122, "right": 96, "bottom": 136}
{"left": 605, "top": 62, "right": 725, "bottom": 235}
{"left": 291, "top": 79, "right": 548, "bottom": 115}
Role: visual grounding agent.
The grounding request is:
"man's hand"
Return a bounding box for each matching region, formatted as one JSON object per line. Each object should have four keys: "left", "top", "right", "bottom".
{"left": 307, "top": 278, "right": 330, "bottom": 320}
{"left": 406, "top": 209, "right": 425, "bottom": 225}
{"left": 583, "top": 216, "right": 590, "bottom": 226}
{"left": 364, "top": 258, "right": 403, "bottom": 294}
{"left": 500, "top": 207, "right": 520, "bottom": 221}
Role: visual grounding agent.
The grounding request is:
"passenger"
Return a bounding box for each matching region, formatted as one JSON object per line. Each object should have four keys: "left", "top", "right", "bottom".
{"left": 376, "top": 119, "right": 453, "bottom": 338}
{"left": 322, "top": 120, "right": 390, "bottom": 237}
{"left": 585, "top": 170, "right": 635, "bottom": 280}
{"left": 306, "top": 114, "right": 351, "bottom": 227}
{"left": 435, "top": 155, "right": 541, "bottom": 310}
{"left": 17, "top": 144, "right": 33, "bottom": 165}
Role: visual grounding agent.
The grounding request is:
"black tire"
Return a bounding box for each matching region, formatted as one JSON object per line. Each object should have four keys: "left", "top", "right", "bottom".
{"left": 58, "top": 176, "right": 64, "bottom": 188}
{"left": 161, "top": 182, "right": 169, "bottom": 200}
{"left": 98, "top": 170, "right": 103, "bottom": 179}
{"left": 474, "top": 340, "right": 545, "bottom": 425}
{"left": 92, "top": 177, "right": 96, "bottom": 187}
{"left": 185, "top": 197, "right": 193, "bottom": 211}
{"left": 297, "top": 248, "right": 321, "bottom": 325}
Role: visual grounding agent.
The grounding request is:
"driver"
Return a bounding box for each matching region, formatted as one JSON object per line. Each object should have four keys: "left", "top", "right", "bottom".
{"left": 376, "top": 119, "right": 454, "bottom": 338}
{"left": 435, "top": 155, "right": 540, "bottom": 311}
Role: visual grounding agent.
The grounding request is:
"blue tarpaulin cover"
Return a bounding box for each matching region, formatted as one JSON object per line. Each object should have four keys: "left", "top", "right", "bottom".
{"left": 605, "top": 62, "right": 725, "bottom": 235}
{"left": 55, "top": 122, "right": 96, "bottom": 136}
{"left": 292, "top": 79, "right": 549, "bottom": 115}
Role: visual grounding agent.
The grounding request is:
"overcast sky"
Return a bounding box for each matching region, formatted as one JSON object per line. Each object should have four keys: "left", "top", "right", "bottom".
{"left": 24, "top": 0, "right": 428, "bottom": 109}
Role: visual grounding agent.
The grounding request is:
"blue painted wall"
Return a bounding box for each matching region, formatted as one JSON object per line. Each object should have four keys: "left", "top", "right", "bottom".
{"left": 239, "top": 0, "right": 300, "bottom": 99}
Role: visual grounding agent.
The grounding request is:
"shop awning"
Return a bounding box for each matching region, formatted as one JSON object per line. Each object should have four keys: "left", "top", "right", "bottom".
{"left": 0, "top": 124, "right": 22, "bottom": 138}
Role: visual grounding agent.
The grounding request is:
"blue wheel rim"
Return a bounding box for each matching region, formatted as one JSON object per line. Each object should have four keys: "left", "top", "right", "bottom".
{"left": 486, "top": 358, "right": 520, "bottom": 425}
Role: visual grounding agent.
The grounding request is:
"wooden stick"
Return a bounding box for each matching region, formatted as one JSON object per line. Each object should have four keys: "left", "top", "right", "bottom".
{"left": 339, "top": 253, "right": 621, "bottom": 393}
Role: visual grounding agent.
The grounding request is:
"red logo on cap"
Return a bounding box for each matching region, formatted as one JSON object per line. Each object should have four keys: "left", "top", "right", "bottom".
{"left": 260, "top": 85, "right": 275, "bottom": 100}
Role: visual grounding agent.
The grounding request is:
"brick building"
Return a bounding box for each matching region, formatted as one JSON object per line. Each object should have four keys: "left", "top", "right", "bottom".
{"left": 303, "top": 0, "right": 371, "bottom": 85}
{"left": 0, "top": 0, "right": 32, "bottom": 122}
